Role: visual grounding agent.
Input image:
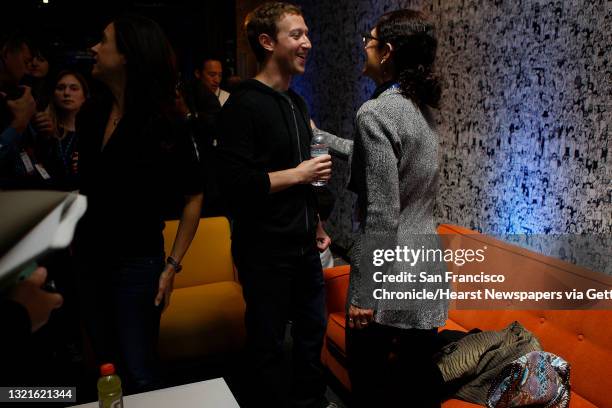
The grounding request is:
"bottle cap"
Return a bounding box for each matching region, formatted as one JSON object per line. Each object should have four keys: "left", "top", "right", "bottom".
{"left": 100, "top": 363, "right": 115, "bottom": 376}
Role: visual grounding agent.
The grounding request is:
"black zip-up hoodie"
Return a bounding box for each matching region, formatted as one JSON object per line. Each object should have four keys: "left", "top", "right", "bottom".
{"left": 215, "top": 79, "right": 318, "bottom": 254}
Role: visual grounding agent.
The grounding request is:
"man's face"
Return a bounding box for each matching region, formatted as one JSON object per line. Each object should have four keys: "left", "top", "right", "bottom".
{"left": 199, "top": 60, "right": 223, "bottom": 94}
{"left": 2, "top": 43, "right": 32, "bottom": 82}
{"left": 270, "top": 13, "right": 311, "bottom": 76}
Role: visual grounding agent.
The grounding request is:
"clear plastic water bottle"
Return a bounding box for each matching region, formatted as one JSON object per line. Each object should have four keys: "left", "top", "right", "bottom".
{"left": 97, "top": 363, "right": 123, "bottom": 408}
{"left": 310, "top": 131, "right": 329, "bottom": 186}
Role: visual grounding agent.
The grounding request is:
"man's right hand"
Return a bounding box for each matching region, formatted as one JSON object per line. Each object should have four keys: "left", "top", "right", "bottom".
{"left": 295, "top": 154, "right": 332, "bottom": 184}
{"left": 268, "top": 154, "right": 332, "bottom": 193}
{"left": 10, "top": 267, "right": 63, "bottom": 333}
{"left": 3, "top": 86, "right": 36, "bottom": 134}
{"left": 32, "top": 111, "right": 54, "bottom": 137}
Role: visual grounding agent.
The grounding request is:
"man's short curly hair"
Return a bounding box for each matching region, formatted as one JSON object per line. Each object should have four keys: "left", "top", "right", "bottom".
{"left": 244, "top": 2, "right": 302, "bottom": 63}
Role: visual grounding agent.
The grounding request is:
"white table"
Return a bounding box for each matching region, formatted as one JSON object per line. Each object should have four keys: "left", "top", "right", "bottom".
{"left": 69, "top": 378, "right": 240, "bottom": 407}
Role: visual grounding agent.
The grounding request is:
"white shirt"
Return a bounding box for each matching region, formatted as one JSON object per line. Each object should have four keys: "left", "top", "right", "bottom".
{"left": 216, "top": 89, "right": 230, "bottom": 106}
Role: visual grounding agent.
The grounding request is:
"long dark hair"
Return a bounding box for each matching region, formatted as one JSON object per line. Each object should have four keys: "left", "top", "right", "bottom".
{"left": 375, "top": 9, "right": 441, "bottom": 108}
{"left": 112, "top": 15, "right": 177, "bottom": 117}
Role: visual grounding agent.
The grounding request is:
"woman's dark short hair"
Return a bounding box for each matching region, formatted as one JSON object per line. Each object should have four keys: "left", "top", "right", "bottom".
{"left": 112, "top": 14, "right": 177, "bottom": 116}
{"left": 244, "top": 2, "right": 302, "bottom": 63}
{"left": 375, "top": 9, "right": 442, "bottom": 108}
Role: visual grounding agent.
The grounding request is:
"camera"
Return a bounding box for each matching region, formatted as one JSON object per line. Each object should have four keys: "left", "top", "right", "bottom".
{"left": 2, "top": 85, "right": 25, "bottom": 100}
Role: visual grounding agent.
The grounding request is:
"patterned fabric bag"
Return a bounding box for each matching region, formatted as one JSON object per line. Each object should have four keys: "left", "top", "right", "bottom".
{"left": 487, "top": 351, "right": 570, "bottom": 408}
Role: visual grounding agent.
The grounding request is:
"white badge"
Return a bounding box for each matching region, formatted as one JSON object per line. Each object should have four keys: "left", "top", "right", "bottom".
{"left": 35, "top": 163, "right": 51, "bottom": 180}
{"left": 20, "top": 152, "right": 35, "bottom": 173}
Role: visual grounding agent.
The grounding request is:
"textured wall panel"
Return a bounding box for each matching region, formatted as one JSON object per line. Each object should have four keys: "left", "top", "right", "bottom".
{"left": 292, "top": 0, "right": 610, "bottom": 249}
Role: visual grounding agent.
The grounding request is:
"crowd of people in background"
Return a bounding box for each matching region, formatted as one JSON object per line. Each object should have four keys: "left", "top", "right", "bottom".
{"left": 1, "top": 2, "right": 446, "bottom": 407}
{"left": 0, "top": 32, "right": 234, "bottom": 196}
{"left": 0, "top": 13, "right": 230, "bottom": 398}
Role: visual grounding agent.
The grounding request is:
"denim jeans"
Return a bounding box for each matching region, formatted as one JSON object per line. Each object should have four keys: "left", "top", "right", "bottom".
{"left": 233, "top": 242, "right": 328, "bottom": 408}
{"left": 78, "top": 254, "right": 164, "bottom": 393}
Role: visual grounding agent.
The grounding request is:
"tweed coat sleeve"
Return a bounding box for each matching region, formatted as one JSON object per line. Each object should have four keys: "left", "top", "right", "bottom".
{"left": 312, "top": 127, "right": 353, "bottom": 160}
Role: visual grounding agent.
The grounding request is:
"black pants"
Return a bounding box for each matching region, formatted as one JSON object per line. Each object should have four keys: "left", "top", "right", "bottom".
{"left": 233, "top": 243, "right": 328, "bottom": 408}
{"left": 346, "top": 321, "right": 444, "bottom": 408}
{"left": 78, "top": 254, "right": 164, "bottom": 394}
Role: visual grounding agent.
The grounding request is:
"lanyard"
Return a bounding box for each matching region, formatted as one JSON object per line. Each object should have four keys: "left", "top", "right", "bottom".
{"left": 58, "top": 131, "right": 76, "bottom": 172}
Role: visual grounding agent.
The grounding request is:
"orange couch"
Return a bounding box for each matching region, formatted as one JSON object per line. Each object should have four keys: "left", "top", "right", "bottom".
{"left": 159, "top": 217, "right": 245, "bottom": 362}
{"left": 322, "top": 225, "right": 612, "bottom": 408}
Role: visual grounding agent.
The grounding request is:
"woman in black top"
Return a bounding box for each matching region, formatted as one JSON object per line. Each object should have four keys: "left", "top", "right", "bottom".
{"left": 76, "top": 15, "right": 202, "bottom": 392}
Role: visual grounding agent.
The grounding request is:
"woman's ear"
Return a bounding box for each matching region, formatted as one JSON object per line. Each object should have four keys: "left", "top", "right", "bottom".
{"left": 380, "top": 43, "right": 394, "bottom": 65}
{"left": 384, "top": 42, "right": 394, "bottom": 60}
{"left": 259, "top": 33, "right": 275, "bottom": 53}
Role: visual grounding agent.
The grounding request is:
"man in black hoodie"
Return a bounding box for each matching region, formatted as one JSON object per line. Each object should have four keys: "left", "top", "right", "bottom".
{"left": 216, "top": 3, "right": 333, "bottom": 407}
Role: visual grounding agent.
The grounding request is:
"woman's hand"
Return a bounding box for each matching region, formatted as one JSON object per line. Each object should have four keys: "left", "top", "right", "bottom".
{"left": 348, "top": 304, "right": 374, "bottom": 329}
{"left": 155, "top": 264, "right": 176, "bottom": 312}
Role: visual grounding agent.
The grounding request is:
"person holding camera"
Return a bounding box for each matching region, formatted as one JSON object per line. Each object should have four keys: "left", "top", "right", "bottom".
{"left": 0, "top": 33, "right": 49, "bottom": 190}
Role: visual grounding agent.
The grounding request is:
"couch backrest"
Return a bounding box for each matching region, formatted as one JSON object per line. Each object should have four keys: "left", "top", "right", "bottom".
{"left": 438, "top": 224, "right": 610, "bottom": 310}
{"left": 163, "top": 217, "right": 235, "bottom": 289}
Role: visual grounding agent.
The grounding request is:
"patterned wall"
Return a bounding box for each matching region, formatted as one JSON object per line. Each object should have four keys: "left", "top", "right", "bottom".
{"left": 293, "top": 0, "right": 610, "bottom": 249}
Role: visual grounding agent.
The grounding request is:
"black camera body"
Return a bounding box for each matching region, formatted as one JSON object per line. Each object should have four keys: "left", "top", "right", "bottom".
{"left": 2, "top": 85, "right": 25, "bottom": 100}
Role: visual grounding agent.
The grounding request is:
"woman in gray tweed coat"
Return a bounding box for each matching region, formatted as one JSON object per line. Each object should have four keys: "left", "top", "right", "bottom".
{"left": 345, "top": 10, "right": 447, "bottom": 408}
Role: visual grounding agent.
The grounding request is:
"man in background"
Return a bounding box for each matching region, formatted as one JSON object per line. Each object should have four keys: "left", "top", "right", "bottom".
{"left": 194, "top": 56, "right": 230, "bottom": 106}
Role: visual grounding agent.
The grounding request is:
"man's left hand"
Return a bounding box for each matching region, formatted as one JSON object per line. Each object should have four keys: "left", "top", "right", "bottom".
{"left": 316, "top": 222, "right": 331, "bottom": 252}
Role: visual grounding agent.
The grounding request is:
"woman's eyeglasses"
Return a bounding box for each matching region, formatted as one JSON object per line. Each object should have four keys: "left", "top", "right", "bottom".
{"left": 362, "top": 33, "right": 380, "bottom": 47}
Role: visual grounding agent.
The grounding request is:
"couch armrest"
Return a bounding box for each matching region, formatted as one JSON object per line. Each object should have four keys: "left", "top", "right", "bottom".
{"left": 324, "top": 265, "right": 350, "bottom": 315}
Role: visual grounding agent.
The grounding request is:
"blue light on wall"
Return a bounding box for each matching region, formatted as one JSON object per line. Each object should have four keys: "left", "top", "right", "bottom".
{"left": 291, "top": 0, "right": 609, "bottom": 246}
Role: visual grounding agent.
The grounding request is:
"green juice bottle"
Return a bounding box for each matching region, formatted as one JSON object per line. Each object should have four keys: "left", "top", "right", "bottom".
{"left": 97, "top": 363, "right": 124, "bottom": 408}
